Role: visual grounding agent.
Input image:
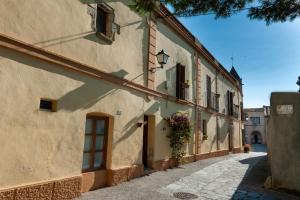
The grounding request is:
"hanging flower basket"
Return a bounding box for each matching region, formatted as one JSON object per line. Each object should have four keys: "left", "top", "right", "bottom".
{"left": 166, "top": 112, "right": 193, "bottom": 163}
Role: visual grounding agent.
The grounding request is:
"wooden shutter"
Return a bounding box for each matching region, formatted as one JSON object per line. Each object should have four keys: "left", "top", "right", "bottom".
{"left": 227, "top": 91, "right": 233, "bottom": 116}
{"left": 176, "top": 64, "right": 181, "bottom": 99}
{"left": 176, "top": 64, "right": 186, "bottom": 99}
{"left": 226, "top": 90, "right": 230, "bottom": 115}
{"left": 180, "top": 65, "right": 186, "bottom": 99}
{"left": 206, "top": 75, "right": 211, "bottom": 108}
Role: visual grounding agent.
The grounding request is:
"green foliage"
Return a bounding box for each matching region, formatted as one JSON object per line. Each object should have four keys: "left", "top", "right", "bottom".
{"left": 166, "top": 112, "right": 193, "bottom": 162}
{"left": 131, "top": 0, "right": 300, "bottom": 24}
{"left": 128, "top": 0, "right": 160, "bottom": 16}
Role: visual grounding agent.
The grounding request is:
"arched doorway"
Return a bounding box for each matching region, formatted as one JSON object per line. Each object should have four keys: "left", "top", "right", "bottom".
{"left": 251, "top": 131, "right": 262, "bottom": 144}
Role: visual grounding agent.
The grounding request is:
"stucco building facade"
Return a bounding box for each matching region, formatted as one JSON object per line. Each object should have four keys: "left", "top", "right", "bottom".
{"left": 244, "top": 107, "right": 269, "bottom": 145}
{"left": 268, "top": 93, "right": 300, "bottom": 193}
{"left": 0, "top": 1, "right": 243, "bottom": 199}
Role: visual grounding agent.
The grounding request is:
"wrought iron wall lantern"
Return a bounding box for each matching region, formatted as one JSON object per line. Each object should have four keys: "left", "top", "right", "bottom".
{"left": 297, "top": 76, "right": 300, "bottom": 92}
{"left": 150, "top": 50, "right": 169, "bottom": 72}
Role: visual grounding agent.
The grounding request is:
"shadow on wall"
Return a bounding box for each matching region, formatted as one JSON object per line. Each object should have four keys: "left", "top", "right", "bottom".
{"left": 79, "top": 0, "right": 150, "bottom": 86}
{"left": 113, "top": 102, "right": 160, "bottom": 150}
{"left": 33, "top": 31, "right": 96, "bottom": 48}
{"left": 156, "top": 65, "right": 176, "bottom": 95}
{"left": 0, "top": 48, "right": 149, "bottom": 112}
{"left": 201, "top": 113, "right": 217, "bottom": 153}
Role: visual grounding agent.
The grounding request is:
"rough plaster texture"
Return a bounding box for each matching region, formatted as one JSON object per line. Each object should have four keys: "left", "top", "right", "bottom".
{"left": 0, "top": 177, "right": 81, "bottom": 200}
{"left": 0, "top": 47, "right": 145, "bottom": 188}
{"left": 0, "top": 0, "right": 149, "bottom": 86}
{"left": 268, "top": 92, "right": 300, "bottom": 192}
{"left": 0, "top": 0, "right": 243, "bottom": 193}
{"left": 156, "top": 21, "right": 195, "bottom": 102}
{"left": 0, "top": 189, "right": 14, "bottom": 200}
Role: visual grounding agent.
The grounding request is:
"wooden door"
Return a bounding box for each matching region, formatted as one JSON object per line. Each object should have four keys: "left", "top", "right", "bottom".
{"left": 143, "top": 116, "right": 149, "bottom": 168}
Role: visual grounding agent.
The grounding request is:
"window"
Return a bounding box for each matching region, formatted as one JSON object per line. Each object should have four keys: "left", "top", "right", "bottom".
{"left": 250, "top": 117, "right": 260, "bottom": 125}
{"left": 39, "top": 99, "right": 57, "bottom": 112}
{"left": 206, "top": 75, "right": 212, "bottom": 108}
{"left": 202, "top": 120, "right": 208, "bottom": 140}
{"left": 93, "top": 3, "right": 119, "bottom": 44}
{"left": 96, "top": 7, "right": 107, "bottom": 35}
{"left": 82, "top": 116, "right": 108, "bottom": 172}
{"left": 215, "top": 94, "right": 220, "bottom": 112}
{"left": 226, "top": 91, "right": 234, "bottom": 116}
{"left": 176, "top": 63, "right": 188, "bottom": 99}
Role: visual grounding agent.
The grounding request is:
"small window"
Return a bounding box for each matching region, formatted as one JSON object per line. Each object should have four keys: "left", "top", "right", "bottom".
{"left": 95, "top": 3, "right": 119, "bottom": 44}
{"left": 250, "top": 117, "right": 260, "bottom": 125}
{"left": 202, "top": 120, "right": 208, "bottom": 140}
{"left": 39, "top": 99, "right": 57, "bottom": 112}
{"left": 176, "top": 64, "right": 189, "bottom": 100}
{"left": 96, "top": 6, "right": 107, "bottom": 35}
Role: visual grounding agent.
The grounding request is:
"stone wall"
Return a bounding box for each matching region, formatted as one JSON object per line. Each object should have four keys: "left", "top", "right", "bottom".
{"left": 268, "top": 92, "right": 300, "bottom": 192}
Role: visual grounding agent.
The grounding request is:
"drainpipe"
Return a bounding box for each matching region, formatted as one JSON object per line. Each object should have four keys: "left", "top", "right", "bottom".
{"left": 237, "top": 86, "right": 242, "bottom": 150}
{"left": 194, "top": 52, "right": 199, "bottom": 155}
{"left": 215, "top": 69, "right": 220, "bottom": 151}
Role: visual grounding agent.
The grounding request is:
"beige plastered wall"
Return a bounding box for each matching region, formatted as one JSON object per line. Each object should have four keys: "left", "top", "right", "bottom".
{"left": 0, "top": 0, "right": 149, "bottom": 85}
{"left": 0, "top": 0, "right": 242, "bottom": 191}
{"left": 0, "top": 47, "right": 148, "bottom": 189}
{"left": 155, "top": 21, "right": 195, "bottom": 102}
{"left": 199, "top": 54, "right": 242, "bottom": 153}
{"left": 151, "top": 20, "right": 196, "bottom": 161}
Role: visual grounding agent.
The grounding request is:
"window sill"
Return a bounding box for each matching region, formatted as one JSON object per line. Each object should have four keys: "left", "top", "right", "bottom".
{"left": 96, "top": 32, "right": 113, "bottom": 44}
{"left": 82, "top": 167, "right": 106, "bottom": 173}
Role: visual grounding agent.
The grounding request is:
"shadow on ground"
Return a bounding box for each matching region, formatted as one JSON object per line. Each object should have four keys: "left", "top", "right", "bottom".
{"left": 231, "top": 145, "right": 300, "bottom": 200}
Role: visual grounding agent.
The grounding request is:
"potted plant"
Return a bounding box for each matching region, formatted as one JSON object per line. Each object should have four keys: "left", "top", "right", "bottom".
{"left": 166, "top": 112, "right": 193, "bottom": 165}
{"left": 244, "top": 144, "right": 251, "bottom": 153}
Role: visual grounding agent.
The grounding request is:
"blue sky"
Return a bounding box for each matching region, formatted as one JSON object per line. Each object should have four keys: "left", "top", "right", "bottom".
{"left": 177, "top": 12, "right": 300, "bottom": 108}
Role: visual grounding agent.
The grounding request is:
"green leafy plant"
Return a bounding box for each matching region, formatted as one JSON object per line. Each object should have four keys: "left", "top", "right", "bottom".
{"left": 131, "top": 0, "right": 300, "bottom": 24}
{"left": 166, "top": 112, "right": 193, "bottom": 163}
{"left": 128, "top": 0, "right": 160, "bottom": 16}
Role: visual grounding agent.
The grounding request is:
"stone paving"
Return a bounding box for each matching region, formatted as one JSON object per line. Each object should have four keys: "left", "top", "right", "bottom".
{"left": 77, "top": 145, "right": 300, "bottom": 200}
{"left": 159, "top": 152, "right": 270, "bottom": 200}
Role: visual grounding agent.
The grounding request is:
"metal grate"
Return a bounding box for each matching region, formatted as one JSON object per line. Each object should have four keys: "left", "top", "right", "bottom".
{"left": 173, "top": 192, "right": 198, "bottom": 199}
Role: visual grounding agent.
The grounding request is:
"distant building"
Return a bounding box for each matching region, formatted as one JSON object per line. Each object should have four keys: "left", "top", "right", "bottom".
{"left": 244, "top": 106, "right": 270, "bottom": 144}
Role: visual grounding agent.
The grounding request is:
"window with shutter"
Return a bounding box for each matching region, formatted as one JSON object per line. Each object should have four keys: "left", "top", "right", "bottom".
{"left": 206, "top": 75, "right": 211, "bottom": 108}
{"left": 226, "top": 90, "right": 234, "bottom": 116}
{"left": 176, "top": 64, "right": 188, "bottom": 100}
{"left": 88, "top": 3, "right": 120, "bottom": 44}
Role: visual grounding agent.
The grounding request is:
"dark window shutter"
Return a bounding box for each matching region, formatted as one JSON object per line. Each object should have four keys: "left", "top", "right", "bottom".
{"left": 227, "top": 91, "right": 234, "bottom": 116}
{"left": 176, "top": 64, "right": 186, "bottom": 99}
{"left": 227, "top": 90, "right": 230, "bottom": 115}
{"left": 231, "top": 92, "right": 234, "bottom": 115}
{"left": 206, "top": 75, "right": 211, "bottom": 107}
{"left": 181, "top": 65, "right": 186, "bottom": 99}
{"left": 176, "top": 64, "right": 181, "bottom": 99}
{"left": 96, "top": 7, "right": 107, "bottom": 34}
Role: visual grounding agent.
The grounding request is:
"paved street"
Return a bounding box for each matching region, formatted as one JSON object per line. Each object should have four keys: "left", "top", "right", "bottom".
{"left": 77, "top": 145, "right": 300, "bottom": 200}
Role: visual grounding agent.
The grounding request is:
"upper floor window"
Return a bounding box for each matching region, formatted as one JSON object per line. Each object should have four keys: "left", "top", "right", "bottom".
{"left": 88, "top": 3, "right": 120, "bottom": 44}
{"left": 206, "top": 75, "right": 212, "bottom": 108}
{"left": 96, "top": 6, "right": 107, "bottom": 35}
{"left": 227, "top": 90, "right": 234, "bottom": 116}
{"left": 250, "top": 117, "right": 260, "bottom": 125}
{"left": 176, "top": 64, "right": 188, "bottom": 100}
